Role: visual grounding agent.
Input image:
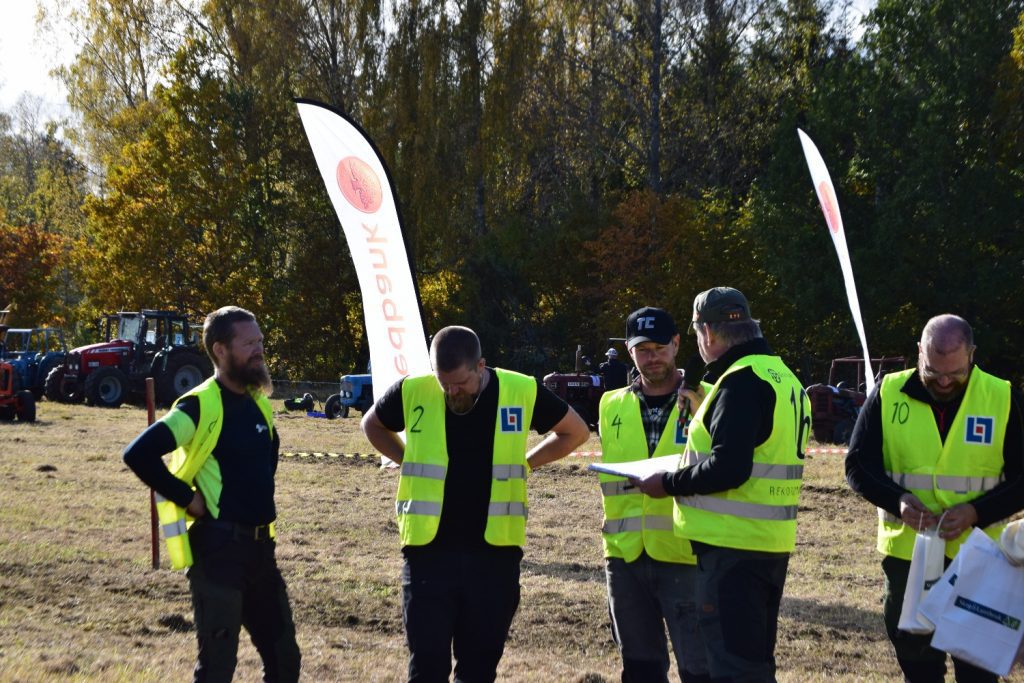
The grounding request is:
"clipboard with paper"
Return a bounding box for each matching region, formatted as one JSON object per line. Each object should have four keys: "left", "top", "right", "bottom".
{"left": 588, "top": 453, "right": 684, "bottom": 479}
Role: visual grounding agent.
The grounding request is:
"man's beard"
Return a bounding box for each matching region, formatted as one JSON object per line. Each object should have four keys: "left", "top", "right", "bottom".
{"left": 226, "top": 353, "right": 273, "bottom": 396}
{"left": 639, "top": 362, "right": 675, "bottom": 385}
{"left": 919, "top": 361, "right": 968, "bottom": 403}
{"left": 445, "top": 392, "right": 478, "bottom": 414}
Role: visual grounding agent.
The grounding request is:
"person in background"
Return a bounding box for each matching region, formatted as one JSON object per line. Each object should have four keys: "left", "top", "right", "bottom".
{"left": 600, "top": 347, "right": 630, "bottom": 391}
{"left": 360, "top": 325, "right": 590, "bottom": 683}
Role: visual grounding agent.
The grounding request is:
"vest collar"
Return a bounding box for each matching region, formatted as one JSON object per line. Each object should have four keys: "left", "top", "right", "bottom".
{"left": 704, "top": 337, "right": 772, "bottom": 383}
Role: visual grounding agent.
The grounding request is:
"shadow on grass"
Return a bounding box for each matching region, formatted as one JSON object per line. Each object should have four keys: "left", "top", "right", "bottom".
{"left": 781, "top": 596, "right": 885, "bottom": 639}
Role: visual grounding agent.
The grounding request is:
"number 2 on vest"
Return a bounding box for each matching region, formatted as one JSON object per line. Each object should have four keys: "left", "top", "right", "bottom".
{"left": 410, "top": 405, "right": 424, "bottom": 433}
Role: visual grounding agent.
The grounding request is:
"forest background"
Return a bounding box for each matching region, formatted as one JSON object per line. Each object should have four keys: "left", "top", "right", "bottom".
{"left": 2, "top": 0, "right": 1023, "bottom": 385}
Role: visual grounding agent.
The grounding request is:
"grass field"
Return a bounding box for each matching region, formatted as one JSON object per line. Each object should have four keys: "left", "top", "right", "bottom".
{"left": 1, "top": 399, "right": 1021, "bottom": 682}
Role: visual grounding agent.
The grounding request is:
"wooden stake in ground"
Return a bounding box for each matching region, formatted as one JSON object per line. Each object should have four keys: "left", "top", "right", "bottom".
{"left": 146, "top": 377, "right": 159, "bottom": 570}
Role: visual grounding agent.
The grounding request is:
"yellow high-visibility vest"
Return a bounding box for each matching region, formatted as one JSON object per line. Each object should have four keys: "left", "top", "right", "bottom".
{"left": 878, "top": 366, "right": 1010, "bottom": 559}
{"left": 598, "top": 388, "right": 695, "bottom": 564}
{"left": 673, "top": 355, "right": 809, "bottom": 553}
{"left": 396, "top": 368, "right": 537, "bottom": 547}
{"left": 154, "top": 377, "right": 275, "bottom": 569}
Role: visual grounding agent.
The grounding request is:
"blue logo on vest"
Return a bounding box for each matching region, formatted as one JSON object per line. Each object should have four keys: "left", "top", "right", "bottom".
{"left": 501, "top": 406, "right": 524, "bottom": 432}
{"left": 965, "top": 416, "right": 994, "bottom": 445}
{"left": 675, "top": 418, "right": 690, "bottom": 446}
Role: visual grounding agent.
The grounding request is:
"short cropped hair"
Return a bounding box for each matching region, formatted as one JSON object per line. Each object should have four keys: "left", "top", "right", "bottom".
{"left": 430, "top": 326, "right": 482, "bottom": 373}
{"left": 203, "top": 306, "right": 256, "bottom": 364}
{"left": 921, "top": 314, "right": 974, "bottom": 353}
{"left": 705, "top": 318, "right": 763, "bottom": 348}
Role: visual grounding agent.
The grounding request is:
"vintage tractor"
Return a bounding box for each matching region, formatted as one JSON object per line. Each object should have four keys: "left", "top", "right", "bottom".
{"left": 0, "top": 326, "right": 67, "bottom": 400}
{"left": 542, "top": 344, "right": 612, "bottom": 430}
{"left": 45, "top": 309, "right": 212, "bottom": 408}
{"left": 0, "top": 360, "right": 36, "bottom": 422}
{"left": 325, "top": 373, "right": 373, "bottom": 419}
{"left": 806, "top": 355, "right": 906, "bottom": 444}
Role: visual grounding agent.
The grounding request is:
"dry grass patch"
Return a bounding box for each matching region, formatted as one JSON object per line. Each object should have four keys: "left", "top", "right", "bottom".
{"left": 1, "top": 400, "right": 1021, "bottom": 681}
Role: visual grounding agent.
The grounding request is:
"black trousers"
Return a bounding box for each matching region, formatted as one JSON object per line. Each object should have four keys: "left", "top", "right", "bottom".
{"left": 694, "top": 544, "right": 790, "bottom": 683}
{"left": 402, "top": 547, "right": 522, "bottom": 683}
{"left": 882, "top": 555, "right": 997, "bottom": 683}
{"left": 187, "top": 522, "right": 301, "bottom": 683}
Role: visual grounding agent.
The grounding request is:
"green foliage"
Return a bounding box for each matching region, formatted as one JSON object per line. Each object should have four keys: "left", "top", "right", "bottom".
{"left": 21, "top": 0, "right": 1024, "bottom": 384}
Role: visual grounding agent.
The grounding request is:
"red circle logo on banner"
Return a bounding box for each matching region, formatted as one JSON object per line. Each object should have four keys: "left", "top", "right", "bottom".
{"left": 336, "top": 156, "right": 383, "bottom": 213}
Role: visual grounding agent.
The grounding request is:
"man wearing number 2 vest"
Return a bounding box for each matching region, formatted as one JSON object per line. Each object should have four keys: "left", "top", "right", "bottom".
{"left": 846, "top": 315, "right": 1024, "bottom": 683}
{"left": 361, "top": 325, "right": 589, "bottom": 682}
{"left": 633, "top": 287, "right": 810, "bottom": 682}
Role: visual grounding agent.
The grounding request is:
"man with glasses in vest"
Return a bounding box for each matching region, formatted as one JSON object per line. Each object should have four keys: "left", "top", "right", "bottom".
{"left": 633, "top": 287, "right": 809, "bottom": 682}
{"left": 361, "top": 325, "right": 590, "bottom": 682}
{"left": 123, "top": 306, "right": 301, "bottom": 682}
{"left": 598, "top": 306, "right": 709, "bottom": 683}
{"left": 846, "top": 314, "right": 1024, "bottom": 682}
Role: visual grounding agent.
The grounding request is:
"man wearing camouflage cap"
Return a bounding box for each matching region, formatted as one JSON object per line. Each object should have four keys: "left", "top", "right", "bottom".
{"left": 634, "top": 287, "right": 810, "bottom": 681}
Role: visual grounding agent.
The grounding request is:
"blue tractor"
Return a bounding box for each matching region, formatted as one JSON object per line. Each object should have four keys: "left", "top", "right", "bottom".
{"left": 324, "top": 373, "right": 373, "bottom": 419}
{"left": 0, "top": 325, "right": 67, "bottom": 401}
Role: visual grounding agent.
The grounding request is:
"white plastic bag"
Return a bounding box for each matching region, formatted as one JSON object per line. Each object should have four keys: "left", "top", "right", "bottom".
{"left": 898, "top": 526, "right": 946, "bottom": 634}
{"left": 930, "top": 529, "right": 1024, "bottom": 676}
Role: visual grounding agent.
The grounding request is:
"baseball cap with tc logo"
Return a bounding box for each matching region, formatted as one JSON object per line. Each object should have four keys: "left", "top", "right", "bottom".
{"left": 626, "top": 307, "right": 679, "bottom": 350}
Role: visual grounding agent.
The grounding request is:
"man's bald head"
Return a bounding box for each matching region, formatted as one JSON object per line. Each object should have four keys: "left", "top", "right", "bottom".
{"left": 920, "top": 314, "right": 974, "bottom": 355}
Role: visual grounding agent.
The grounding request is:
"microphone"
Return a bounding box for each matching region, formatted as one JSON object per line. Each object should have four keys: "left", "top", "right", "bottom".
{"left": 677, "top": 354, "right": 705, "bottom": 444}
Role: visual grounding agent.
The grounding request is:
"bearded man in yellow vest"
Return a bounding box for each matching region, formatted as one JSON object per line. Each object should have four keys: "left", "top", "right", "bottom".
{"left": 123, "top": 306, "right": 301, "bottom": 682}
{"left": 846, "top": 315, "right": 1024, "bottom": 683}
{"left": 598, "top": 306, "right": 709, "bottom": 683}
{"left": 361, "top": 325, "right": 589, "bottom": 682}
{"left": 633, "top": 287, "right": 810, "bottom": 682}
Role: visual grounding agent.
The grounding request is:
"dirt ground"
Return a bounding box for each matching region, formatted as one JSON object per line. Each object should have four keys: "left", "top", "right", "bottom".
{"left": 0, "top": 400, "right": 1021, "bottom": 681}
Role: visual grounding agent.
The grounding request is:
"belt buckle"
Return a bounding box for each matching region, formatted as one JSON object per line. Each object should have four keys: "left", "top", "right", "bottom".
{"left": 254, "top": 525, "right": 268, "bottom": 541}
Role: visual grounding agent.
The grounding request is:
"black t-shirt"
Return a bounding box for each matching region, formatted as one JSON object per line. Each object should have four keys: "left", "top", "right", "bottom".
{"left": 375, "top": 368, "right": 569, "bottom": 554}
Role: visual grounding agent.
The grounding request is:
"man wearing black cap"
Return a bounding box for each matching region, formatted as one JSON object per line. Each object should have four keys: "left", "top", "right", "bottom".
{"left": 597, "top": 307, "right": 709, "bottom": 683}
{"left": 633, "top": 288, "right": 810, "bottom": 681}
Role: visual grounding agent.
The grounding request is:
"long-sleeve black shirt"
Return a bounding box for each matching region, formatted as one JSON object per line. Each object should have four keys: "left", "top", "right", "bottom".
{"left": 845, "top": 368, "right": 1024, "bottom": 527}
{"left": 122, "top": 380, "right": 281, "bottom": 525}
{"left": 662, "top": 338, "right": 777, "bottom": 497}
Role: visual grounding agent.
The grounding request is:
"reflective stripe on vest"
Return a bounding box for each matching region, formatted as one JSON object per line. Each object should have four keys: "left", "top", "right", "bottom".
{"left": 396, "top": 368, "right": 537, "bottom": 547}
{"left": 673, "top": 354, "right": 809, "bottom": 553}
{"left": 878, "top": 366, "right": 1010, "bottom": 560}
{"left": 155, "top": 378, "right": 275, "bottom": 570}
{"left": 885, "top": 471, "right": 1004, "bottom": 494}
{"left": 598, "top": 387, "right": 695, "bottom": 564}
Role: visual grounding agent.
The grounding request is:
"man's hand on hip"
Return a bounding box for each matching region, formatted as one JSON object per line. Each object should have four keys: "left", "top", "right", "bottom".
{"left": 186, "top": 490, "right": 207, "bottom": 518}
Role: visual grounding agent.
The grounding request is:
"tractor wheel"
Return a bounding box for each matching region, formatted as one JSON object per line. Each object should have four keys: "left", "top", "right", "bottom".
{"left": 84, "top": 367, "right": 129, "bottom": 408}
{"left": 324, "top": 394, "right": 343, "bottom": 420}
{"left": 34, "top": 357, "right": 61, "bottom": 400}
{"left": 15, "top": 390, "right": 36, "bottom": 422}
{"left": 45, "top": 366, "right": 81, "bottom": 403}
{"left": 157, "top": 352, "right": 209, "bottom": 404}
{"left": 0, "top": 405, "right": 14, "bottom": 420}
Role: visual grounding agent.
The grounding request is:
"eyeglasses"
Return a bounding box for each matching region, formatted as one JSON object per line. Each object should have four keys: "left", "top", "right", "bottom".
{"left": 919, "top": 366, "right": 971, "bottom": 382}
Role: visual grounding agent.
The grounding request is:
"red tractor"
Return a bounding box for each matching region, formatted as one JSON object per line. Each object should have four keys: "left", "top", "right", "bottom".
{"left": 542, "top": 344, "right": 614, "bottom": 430}
{"left": 0, "top": 308, "right": 36, "bottom": 421}
{"left": 45, "top": 309, "right": 213, "bottom": 408}
{"left": 806, "top": 355, "right": 906, "bottom": 444}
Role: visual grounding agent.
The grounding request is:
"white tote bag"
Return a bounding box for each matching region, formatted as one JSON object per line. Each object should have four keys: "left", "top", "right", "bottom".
{"left": 898, "top": 526, "right": 946, "bottom": 634}
{"left": 930, "top": 529, "right": 1024, "bottom": 676}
